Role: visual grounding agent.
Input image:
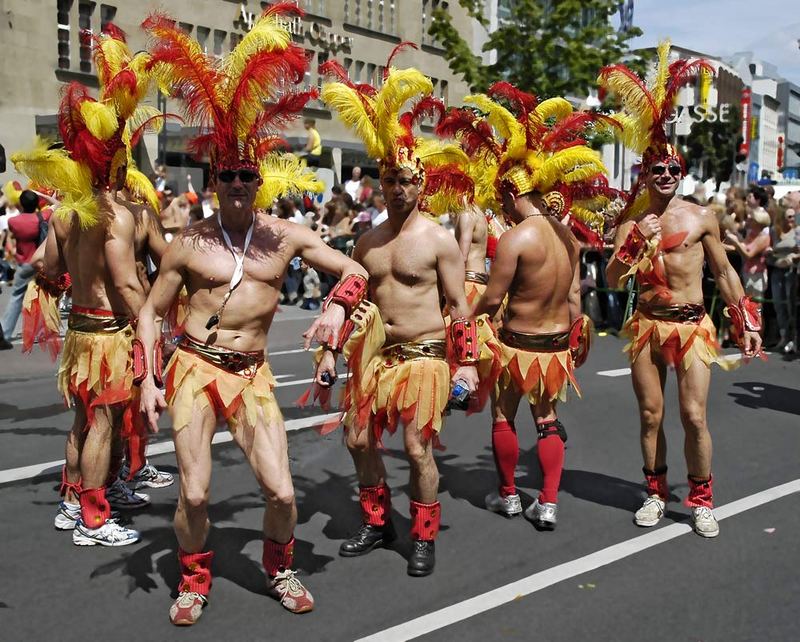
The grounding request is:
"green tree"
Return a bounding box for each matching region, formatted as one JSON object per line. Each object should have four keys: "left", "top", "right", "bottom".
{"left": 683, "top": 104, "right": 741, "bottom": 186}
{"left": 429, "top": 0, "right": 645, "bottom": 98}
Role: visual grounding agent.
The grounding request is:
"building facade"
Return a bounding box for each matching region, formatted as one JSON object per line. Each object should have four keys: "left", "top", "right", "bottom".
{"left": 0, "top": 0, "right": 477, "bottom": 188}
{"left": 776, "top": 80, "right": 800, "bottom": 179}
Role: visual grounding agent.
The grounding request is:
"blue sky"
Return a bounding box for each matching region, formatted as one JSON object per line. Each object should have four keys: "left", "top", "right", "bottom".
{"left": 627, "top": 0, "right": 800, "bottom": 84}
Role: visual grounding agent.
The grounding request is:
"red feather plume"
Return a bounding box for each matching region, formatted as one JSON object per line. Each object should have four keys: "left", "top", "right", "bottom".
{"left": 385, "top": 41, "right": 418, "bottom": 78}
{"left": 422, "top": 164, "right": 475, "bottom": 203}
{"left": 597, "top": 64, "right": 658, "bottom": 118}
{"left": 265, "top": 1, "right": 305, "bottom": 18}
{"left": 399, "top": 96, "right": 445, "bottom": 133}
{"left": 436, "top": 107, "right": 501, "bottom": 159}
{"left": 488, "top": 81, "right": 538, "bottom": 120}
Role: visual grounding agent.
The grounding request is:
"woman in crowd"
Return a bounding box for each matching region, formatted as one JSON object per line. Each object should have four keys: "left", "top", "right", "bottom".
{"left": 768, "top": 207, "right": 799, "bottom": 353}
{"left": 725, "top": 206, "right": 772, "bottom": 311}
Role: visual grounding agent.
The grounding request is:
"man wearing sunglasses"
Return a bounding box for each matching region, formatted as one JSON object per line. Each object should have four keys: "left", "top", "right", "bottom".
{"left": 607, "top": 145, "right": 762, "bottom": 539}
{"left": 136, "top": 161, "right": 368, "bottom": 620}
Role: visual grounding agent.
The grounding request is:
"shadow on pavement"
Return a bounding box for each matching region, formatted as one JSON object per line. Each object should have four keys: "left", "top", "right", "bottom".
{"left": 729, "top": 382, "right": 800, "bottom": 416}
{"left": 0, "top": 402, "right": 68, "bottom": 422}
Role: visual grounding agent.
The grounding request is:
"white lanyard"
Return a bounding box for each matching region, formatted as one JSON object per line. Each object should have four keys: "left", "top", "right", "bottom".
{"left": 206, "top": 212, "right": 255, "bottom": 330}
{"left": 217, "top": 211, "right": 255, "bottom": 292}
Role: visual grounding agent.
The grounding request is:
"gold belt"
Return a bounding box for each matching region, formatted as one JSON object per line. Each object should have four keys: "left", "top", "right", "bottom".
{"left": 67, "top": 313, "right": 130, "bottom": 334}
{"left": 638, "top": 302, "right": 705, "bottom": 324}
{"left": 499, "top": 327, "right": 569, "bottom": 352}
{"left": 380, "top": 339, "right": 447, "bottom": 366}
{"left": 179, "top": 334, "right": 265, "bottom": 377}
{"left": 465, "top": 271, "right": 489, "bottom": 285}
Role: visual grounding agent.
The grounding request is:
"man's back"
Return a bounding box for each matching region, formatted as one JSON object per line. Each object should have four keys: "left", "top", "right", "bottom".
{"left": 503, "top": 216, "right": 578, "bottom": 334}
{"left": 455, "top": 206, "right": 488, "bottom": 273}
{"left": 8, "top": 209, "right": 50, "bottom": 264}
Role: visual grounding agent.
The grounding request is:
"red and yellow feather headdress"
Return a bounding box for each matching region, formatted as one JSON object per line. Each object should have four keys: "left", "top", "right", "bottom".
{"left": 598, "top": 39, "right": 714, "bottom": 221}
{"left": 320, "top": 43, "right": 473, "bottom": 216}
{"left": 142, "top": 2, "right": 322, "bottom": 204}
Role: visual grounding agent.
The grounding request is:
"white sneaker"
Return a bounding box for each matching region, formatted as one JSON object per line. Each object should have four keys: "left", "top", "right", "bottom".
{"left": 54, "top": 501, "right": 81, "bottom": 530}
{"left": 484, "top": 491, "right": 522, "bottom": 517}
{"left": 692, "top": 506, "right": 720, "bottom": 538}
{"left": 106, "top": 478, "right": 151, "bottom": 510}
{"left": 634, "top": 495, "right": 666, "bottom": 527}
{"left": 524, "top": 499, "right": 558, "bottom": 530}
{"left": 72, "top": 518, "right": 140, "bottom": 546}
{"left": 120, "top": 460, "right": 175, "bottom": 489}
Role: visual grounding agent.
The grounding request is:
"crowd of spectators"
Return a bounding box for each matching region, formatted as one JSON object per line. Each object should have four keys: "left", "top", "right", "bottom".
{"left": 1, "top": 160, "right": 798, "bottom": 356}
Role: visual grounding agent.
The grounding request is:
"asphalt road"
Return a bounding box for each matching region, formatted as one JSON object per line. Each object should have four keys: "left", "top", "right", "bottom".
{"left": 0, "top": 314, "right": 798, "bottom": 642}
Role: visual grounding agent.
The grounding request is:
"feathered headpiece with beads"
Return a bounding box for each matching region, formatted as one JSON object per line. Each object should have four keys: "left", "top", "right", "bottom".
{"left": 598, "top": 40, "right": 714, "bottom": 221}
{"left": 437, "top": 82, "right": 612, "bottom": 233}
{"left": 12, "top": 24, "right": 164, "bottom": 226}
{"left": 320, "top": 43, "right": 473, "bottom": 216}
{"left": 142, "top": 2, "right": 319, "bottom": 194}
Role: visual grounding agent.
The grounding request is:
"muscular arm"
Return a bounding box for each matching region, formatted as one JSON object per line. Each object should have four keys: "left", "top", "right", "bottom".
{"left": 473, "top": 231, "right": 518, "bottom": 318}
{"left": 295, "top": 223, "right": 368, "bottom": 280}
{"left": 145, "top": 208, "right": 169, "bottom": 267}
{"left": 42, "top": 218, "right": 66, "bottom": 281}
{"left": 605, "top": 220, "right": 637, "bottom": 288}
{"left": 702, "top": 216, "right": 746, "bottom": 306}
{"left": 568, "top": 260, "right": 581, "bottom": 322}
{"left": 105, "top": 209, "right": 146, "bottom": 319}
{"left": 455, "top": 213, "right": 475, "bottom": 264}
{"left": 436, "top": 230, "right": 471, "bottom": 320}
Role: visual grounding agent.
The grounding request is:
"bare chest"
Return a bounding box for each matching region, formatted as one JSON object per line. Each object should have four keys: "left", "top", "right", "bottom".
{"left": 185, "top": 248, "right": 287, "bottom": 291}
{"left": 363, "top": 239, "right": 437, "bottom": 287}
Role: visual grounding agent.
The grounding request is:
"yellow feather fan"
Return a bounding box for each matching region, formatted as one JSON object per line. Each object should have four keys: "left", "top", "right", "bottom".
{"left": 255, "top": 154, "right": 323, "bottom": 208}
{"left": 320, "top": 83, "right": 383, "bottom": 159}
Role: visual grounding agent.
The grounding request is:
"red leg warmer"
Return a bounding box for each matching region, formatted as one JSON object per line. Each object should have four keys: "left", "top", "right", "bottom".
{"left": 686, "top": 475, "right": 714, "bottom": 508}
{"left": 60, "top": 465, "right": 82, "bottom": 499}
{"left": 262, "top": 537, "right": 295, "bottom": 577}
{"left": 79, "top": 487, "right": 111, "bottom": 528}
{"left": 643, "top": 466, "right": 669, "bottom": 501}
{"left": 491, "top": 420, "right": 519, "bottom": 497}
{"left": 178, "top": 549, "right": 214, "bottom": 596}
{"left": 409, "top": 500, "right": 441, "bottom": 541}
{"left": 536, "top": 421, "right": 566, "bottom": 505}
{"left": 359, "top": 484, "right": 391, "bottom": 527}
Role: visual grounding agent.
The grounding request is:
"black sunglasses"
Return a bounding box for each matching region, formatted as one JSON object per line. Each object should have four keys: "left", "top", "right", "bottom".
{"left": 217, "top": 169, "right": 260, "bottom": 183}
{"left": 650, "top": 164, "right": 682, "bottom": 177}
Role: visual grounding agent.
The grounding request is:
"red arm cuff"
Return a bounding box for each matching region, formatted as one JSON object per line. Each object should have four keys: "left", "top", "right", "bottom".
{"left": 568, "top": 314, "right": 592, "bottom": 368}
{"left": 35, "top": 271, "right": 72, "bottom": 297}
{"left": 324, "top": 273, "right": 368, "bottom": 317}
{"left": 616, "top": 225, "right": 647, "bottom": 267}
{"left": 132, "top": 338, "right": 165, "bottom": 387}
{"left": 323, "top": 317, "right": 355, "bottom": 354}
{"left": 726, "top": 296, "right": 762, "bottom": 347}
{"left": 450, "top": 317, "right": 479, "bottom": 366}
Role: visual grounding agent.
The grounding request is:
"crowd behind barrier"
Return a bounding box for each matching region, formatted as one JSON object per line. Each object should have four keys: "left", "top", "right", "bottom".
{"left": 1, "top": 163, "right": 798, "bottom": 356}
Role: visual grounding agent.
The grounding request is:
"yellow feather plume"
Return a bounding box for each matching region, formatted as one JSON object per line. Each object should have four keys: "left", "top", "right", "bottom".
{"left": 11, "top": 138, "right": 100, "bottom": 227}
{"left": 414, "top": 139, "right": 469, "bottom": 167}
{"left": 535, "top": 147, "right": 607, "bottom": 192}
{"left": 699, "top": 67, "right": 712, "bottom": 108}
{"left": 222, "top": 11, "right": 291, "bottom": 100}
{"left": 321, "top": 83, "right": 382, "bottom": 158}
{"left": 254, "top": 154, "right": 324, "bottom": 208}
{"left": 424, "top": 190, "right": 463, "bottom": 218}
{"left": 465, "top": 94, "right": 527, "bottom": 159}
{"left": 374, "top": 69, "right": 433, "bottom": 153}
{"left": 651, "top": 40, "right": 671, "bottom": 108}
{"left": 598, "top": 71, "right": 655, "bottom": 149}
{"left": 126, "top": 165, "right": 161, "bottom": 213}
{"left": 570, "top": 205, "right": 605, "bottom": 229}
{"left": 533, "top": 97, "right": 573, "bottom": 124}
{"left": 96, "top": 35, "right": 130, "bottom": 85}
{"left": 79, "top": 101, "right": 120, "bottom": 141}
{"left": 123, "top": 105, "right": 166, "bottom": 144}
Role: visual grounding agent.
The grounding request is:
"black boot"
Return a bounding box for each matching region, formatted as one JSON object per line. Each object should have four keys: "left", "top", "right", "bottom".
{"left": 339, "top": 522, "right": 396, "bottom": 557}
{"left": 0, "top": 325, "right": 12, "bottom": 350}
{"left": 407, "top": 540, "right": 435, "bottom": 577}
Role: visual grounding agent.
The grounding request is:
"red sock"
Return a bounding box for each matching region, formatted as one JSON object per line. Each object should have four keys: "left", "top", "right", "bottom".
{"left": 178, "top": 549, "right": 214, "bottom": 596}
{"left": 686, "top": 475, "right": 714, "bottom": 508}
{"left": 262, "top": 537, "right": 295, "bottom": 577}
{"left": 491, "top": 420, "right": 519, "bottom": 496}
{"left": 643, "top": 466, "right": 669, "bottom": 501}
{"left": 409, "top": 500, "right": 441, "bottom": 541}
{"left": 536, "top": 420, "right": 566, "bottom": 505}
{"left": 359, "top": 484, "right": 391, "bottom": 526}
{"left": 79, "top": 487, "right": 111, "bottom": 528}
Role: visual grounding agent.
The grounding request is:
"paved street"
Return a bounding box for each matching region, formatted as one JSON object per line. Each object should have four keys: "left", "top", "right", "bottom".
{"left": 0, "top": 309, "right": 798, "bottom": 641}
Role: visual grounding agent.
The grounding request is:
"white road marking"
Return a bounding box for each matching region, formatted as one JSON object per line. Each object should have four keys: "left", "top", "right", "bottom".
{"left": 596, "top": 367, "right": 631, "bottom": 377}
{"left": 268, "top": 347, "right": 309, "bottom": 356}
{"left": 355, "top": 479, "right": 800, "bottom": 642}
{"left": 0, "top": 412, "right": 342, "bottom": 485}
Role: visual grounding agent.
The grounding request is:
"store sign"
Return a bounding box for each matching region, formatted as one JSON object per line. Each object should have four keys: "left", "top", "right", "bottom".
{"left": 238, "top": 4, "right": 352, "bottom": 51}
{"left": 665, "top": 103, "right": 732, "bottom": 125}
{"left": 740, "top": 88, "right": 751, "bottom": 157}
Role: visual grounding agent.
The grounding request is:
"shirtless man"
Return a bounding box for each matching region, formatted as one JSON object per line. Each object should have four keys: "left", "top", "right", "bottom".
{"left": 606, "top": 152, "right": 762, "bottom": 538}
{"left": 42, "top": 166, "right": 149, "bottom": 546}
{"left": 474, "top": 189, "right": 585, "bottom": 530}
{"left": 137, "top": 165, "right": 367, "bottom": 623}
{"left": 315, "top": 165, "right": 480, "bottom": 577}
{"left": 454, "top": 203, "right": 489, "bottom": 306}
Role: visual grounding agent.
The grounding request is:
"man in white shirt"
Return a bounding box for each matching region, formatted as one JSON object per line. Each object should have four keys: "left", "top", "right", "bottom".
{"left": 370, "top": 194, "right": 388, "bottom": 227}
{"left": 344, "top": 166, "right": 362, "bottom": 201}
